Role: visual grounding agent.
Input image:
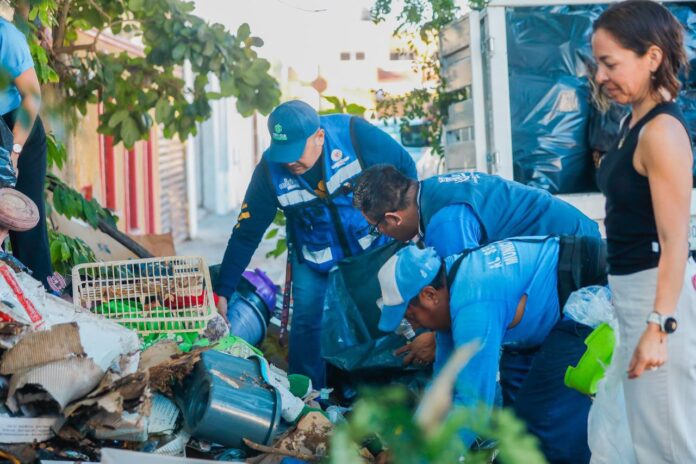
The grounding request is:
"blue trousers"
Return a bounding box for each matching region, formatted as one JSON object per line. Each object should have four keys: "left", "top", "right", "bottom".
{"left": 511, "top": 318, "right": 593, "bottom": 464}
{"left": 288, "top": 254, "right": 328, "bottom": 389}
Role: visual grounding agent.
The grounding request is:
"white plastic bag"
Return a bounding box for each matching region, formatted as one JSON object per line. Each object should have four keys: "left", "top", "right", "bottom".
{"left": 563, "top": 285, "right": 614, "bottom": 328}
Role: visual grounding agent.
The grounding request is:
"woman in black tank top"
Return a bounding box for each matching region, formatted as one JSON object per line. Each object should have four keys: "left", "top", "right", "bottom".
{"left": 592, "top": 2, "right": 695, "bottom": 462}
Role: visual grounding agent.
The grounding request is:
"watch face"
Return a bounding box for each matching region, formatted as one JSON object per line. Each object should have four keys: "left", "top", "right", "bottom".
{"left": 12, "top": 144, "right": 21, "bottom": 153}
{"left": 664, "top": 317, "right": 678, "bottom": 334}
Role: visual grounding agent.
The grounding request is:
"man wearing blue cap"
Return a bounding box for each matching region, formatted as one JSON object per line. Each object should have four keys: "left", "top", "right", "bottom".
{"left": 353, "top": 165, "right": 601, "bottom": 402}
{"left": 377, "top": 236, "right": 606, "bottom": 463}
{"left": 215, "top": 100, "right": 417, "bottom": 388}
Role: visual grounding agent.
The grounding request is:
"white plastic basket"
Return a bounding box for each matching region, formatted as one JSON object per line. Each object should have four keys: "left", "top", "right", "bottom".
{"left": 72, "top": 256, "right": 216, "bottom": 336}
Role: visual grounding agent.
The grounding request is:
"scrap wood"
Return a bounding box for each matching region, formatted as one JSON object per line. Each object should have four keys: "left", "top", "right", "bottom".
{"left": 242, "top": 438, "right": 320, "bottom": 462}
{"left": 146, "top": 347, "right": 207, "bottom": 395}
{"left": 62, "top": 371, "right": 151, "bottom": 439}
{"left": 0, "top": 323, "right": 84, "bottom": 374}
{"left": 139, "top": 340, "right": 182, "bottom": 372}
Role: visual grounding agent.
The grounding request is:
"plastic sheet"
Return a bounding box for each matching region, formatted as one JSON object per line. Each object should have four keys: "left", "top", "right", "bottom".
{"left": 511, "top": 74, "right": 594, "bottom": 193}
{"left": 563, "top": 285, "right": 614, "bottom": 329}
{"left": 669, "top": 4, "right": 696, "bottom": 86}
{"left": 506, "top": 5, "right": 696, "bottom": 193}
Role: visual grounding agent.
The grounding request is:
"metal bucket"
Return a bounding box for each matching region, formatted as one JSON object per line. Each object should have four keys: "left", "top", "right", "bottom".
{"left": 179, "top": 350, "right": 282, "bottom": 448}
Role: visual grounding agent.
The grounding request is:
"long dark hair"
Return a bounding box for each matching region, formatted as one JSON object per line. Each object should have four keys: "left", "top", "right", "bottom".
{"left": 593, "top": 0, "right": 688, "bottom": 100}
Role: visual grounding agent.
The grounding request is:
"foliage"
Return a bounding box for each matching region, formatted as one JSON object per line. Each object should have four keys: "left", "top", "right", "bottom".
{"left": 10, "top": 0, "right": 281, "bottom": 147}
{"left": 3, "top": 0, "right": 280, "bottom": 277}
{"left": 48, "top": 228, "right": 96, "bottom": 275}
{"left": 47, "top": 173, "right": 117, "bottom": 228}
{"left": 319, "top": 96, "right": 367, "bottom": 116}
{"left": 370, "top": 0, "right": 471, "bottom": 156}
{"left": 329, "top": 385, "right": 547, "bottom": 464}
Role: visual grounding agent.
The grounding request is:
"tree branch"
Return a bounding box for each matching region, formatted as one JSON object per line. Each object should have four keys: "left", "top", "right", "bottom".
{"left": 53, "top": 0, "right": 72, "bottom": 49}
{"left": 54, "top": 43, "right": 95, "bottom": 54}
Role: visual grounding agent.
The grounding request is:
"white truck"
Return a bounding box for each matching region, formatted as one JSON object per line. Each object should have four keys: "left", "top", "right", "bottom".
{"left": 439, "top": 0, "right": 696, "bottom": 244}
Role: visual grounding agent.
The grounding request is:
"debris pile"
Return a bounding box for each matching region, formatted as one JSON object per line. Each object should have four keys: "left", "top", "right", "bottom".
{"left": 0, "top": 260, "right": 368, "bottom": 463}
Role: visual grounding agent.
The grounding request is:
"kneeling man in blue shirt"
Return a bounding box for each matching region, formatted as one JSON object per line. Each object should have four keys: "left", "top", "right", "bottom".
{"left": 376, "top": 236, "right": 606, "bottom": 464}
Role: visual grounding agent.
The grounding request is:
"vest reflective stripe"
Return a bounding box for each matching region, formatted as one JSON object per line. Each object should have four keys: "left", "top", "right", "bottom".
{"left": 278, "top": 188, "right": 317, "bottom": 207}
{"left": 266, "top": 114, "right": 390, "bottom": 273}
{"left": 326, "top": 159, "right": 362, "bottom": 194}
{"left": 301, "top": 245, "right": 334, "bottom": 265}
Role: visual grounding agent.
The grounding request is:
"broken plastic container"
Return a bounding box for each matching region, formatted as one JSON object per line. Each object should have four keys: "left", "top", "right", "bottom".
{"left": 227, "top": 269, "right": 276, "bottom": 346}
{"left": 564, "top": 323, "right": 616, "bottom": 395}
{"left": 177, "top": 350, "right": 282, "bottom": 449}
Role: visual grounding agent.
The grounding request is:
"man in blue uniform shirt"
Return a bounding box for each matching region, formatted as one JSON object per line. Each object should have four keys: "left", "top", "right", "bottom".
{"left": 353, "top": 165, "right": 601, "bottom": 402}
{"left": 215, "top": 101, "right": 417, "bottom": 389}
{"left": 377, "top": 237, "right": 606, "bottom": 463}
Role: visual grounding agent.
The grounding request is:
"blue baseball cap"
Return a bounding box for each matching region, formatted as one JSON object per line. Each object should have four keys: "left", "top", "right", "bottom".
{"left": 266, "top": 100, "right": 320, "bottom": 163}
{"left": 377, "top": 246, "right": 442, "bottom": 332}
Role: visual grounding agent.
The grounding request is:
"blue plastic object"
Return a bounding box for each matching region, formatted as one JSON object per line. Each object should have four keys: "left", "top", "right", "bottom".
{"left": 227, "top": 292, "right": 267, "bottom": 346}
{"left": 177, "top": 350, "right": 282, "bottom": 448}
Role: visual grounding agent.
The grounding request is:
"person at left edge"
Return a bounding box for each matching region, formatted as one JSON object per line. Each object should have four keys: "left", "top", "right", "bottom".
{"left": 214, "top": 100, "right": 417, "bottom": 389}
{"left": 0, "top": 18, "right": 53, "bottom": 290}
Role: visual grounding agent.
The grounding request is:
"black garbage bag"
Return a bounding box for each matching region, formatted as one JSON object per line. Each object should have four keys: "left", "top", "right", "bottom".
{"left": 511, "top": 73, "right": 594, "bottom": 193}
{"left": 506, "top": 8, "right": 595, "bottom": 78}
{"left": 0, "top": 117, "right": 15, "bottom": 188}
{"left": 321, "top": 240, "right": 412, "bottom": 373}
{"left": 669, "top": 4, "right": 696, "bottom": 87}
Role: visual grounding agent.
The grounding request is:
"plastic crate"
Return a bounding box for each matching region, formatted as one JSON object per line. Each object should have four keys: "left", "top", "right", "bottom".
{"left": 72, "top": 256, "right": 216, "bottom": 336}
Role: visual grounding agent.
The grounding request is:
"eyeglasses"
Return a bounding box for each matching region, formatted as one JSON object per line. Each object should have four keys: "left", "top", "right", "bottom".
{"left": 368, "top": 215, "right": 386, "bottom": 237}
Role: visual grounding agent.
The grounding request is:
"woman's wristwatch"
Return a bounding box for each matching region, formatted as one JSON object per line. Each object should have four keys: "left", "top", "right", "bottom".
{"left": 11, "top": 143, "right": 22, "bottom": 155}
{"left": 646, "top": 311, "right": 678, "bottom": 334}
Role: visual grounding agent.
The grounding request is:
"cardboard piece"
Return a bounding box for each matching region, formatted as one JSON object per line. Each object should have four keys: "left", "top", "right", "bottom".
{"left": 130, "top": 233, "right": 177, "bottom": 257}
{"left": 62, "top": 371, "right": 151, "bottom": 440}
{"left": 0, "top": 323, "right": 84, "bottom": 375}
{"left": 8, "top": 357, "right": 104, "bottom": 414}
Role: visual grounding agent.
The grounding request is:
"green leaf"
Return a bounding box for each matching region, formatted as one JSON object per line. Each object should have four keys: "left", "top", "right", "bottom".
{"left": 172, "top": 43, "right": 187, "bottom": 61}
{"left": 120, "top": 117, "right": 140, "bottom": 148}
{"left": 108, "top": 110, "right": 129, "bottom": 128}
{"left": 129, "top": 0, "right": 146, "bottom": 12}
{"left": 237, "top": 23, "right": 251, "bottom": 41}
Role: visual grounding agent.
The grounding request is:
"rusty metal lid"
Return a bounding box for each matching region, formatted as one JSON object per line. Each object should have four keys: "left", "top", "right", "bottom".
{"left": 0, "top": 188, "right": 39, "bottom": 231}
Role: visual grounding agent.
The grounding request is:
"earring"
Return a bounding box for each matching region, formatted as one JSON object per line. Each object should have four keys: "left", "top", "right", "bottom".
{"left": 651, "top": 72, "right": 656, "bottom": 81}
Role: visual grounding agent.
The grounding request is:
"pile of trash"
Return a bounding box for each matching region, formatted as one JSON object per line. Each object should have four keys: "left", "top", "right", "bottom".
{"left": 0, "top": 261, "right": 370, "bottom": 463}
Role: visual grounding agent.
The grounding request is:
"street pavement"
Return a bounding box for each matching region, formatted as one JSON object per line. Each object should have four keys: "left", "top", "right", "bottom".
{"left": 175, "top": 210, "right": 287, "bottom": 288}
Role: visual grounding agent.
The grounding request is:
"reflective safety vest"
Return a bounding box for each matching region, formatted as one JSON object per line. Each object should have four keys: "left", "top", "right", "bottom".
{"left": 419, "top": 172, "right": 600, "bottom": 243}
{"left": 266, "top": 114, "right": 390, "bottom": 273}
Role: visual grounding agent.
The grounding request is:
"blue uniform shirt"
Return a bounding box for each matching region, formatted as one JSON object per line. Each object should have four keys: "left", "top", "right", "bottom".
{"left": 435, "top": 237, "right": 560, "bottom": 445}
{"left": 0, "top": 19, "right": 33, "bottom": 115}
{"left": 215, "top": 116, "right": 417, "bottom": 299}
{"left": 424, "top": 204, "right": 482, "bottom": 256}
